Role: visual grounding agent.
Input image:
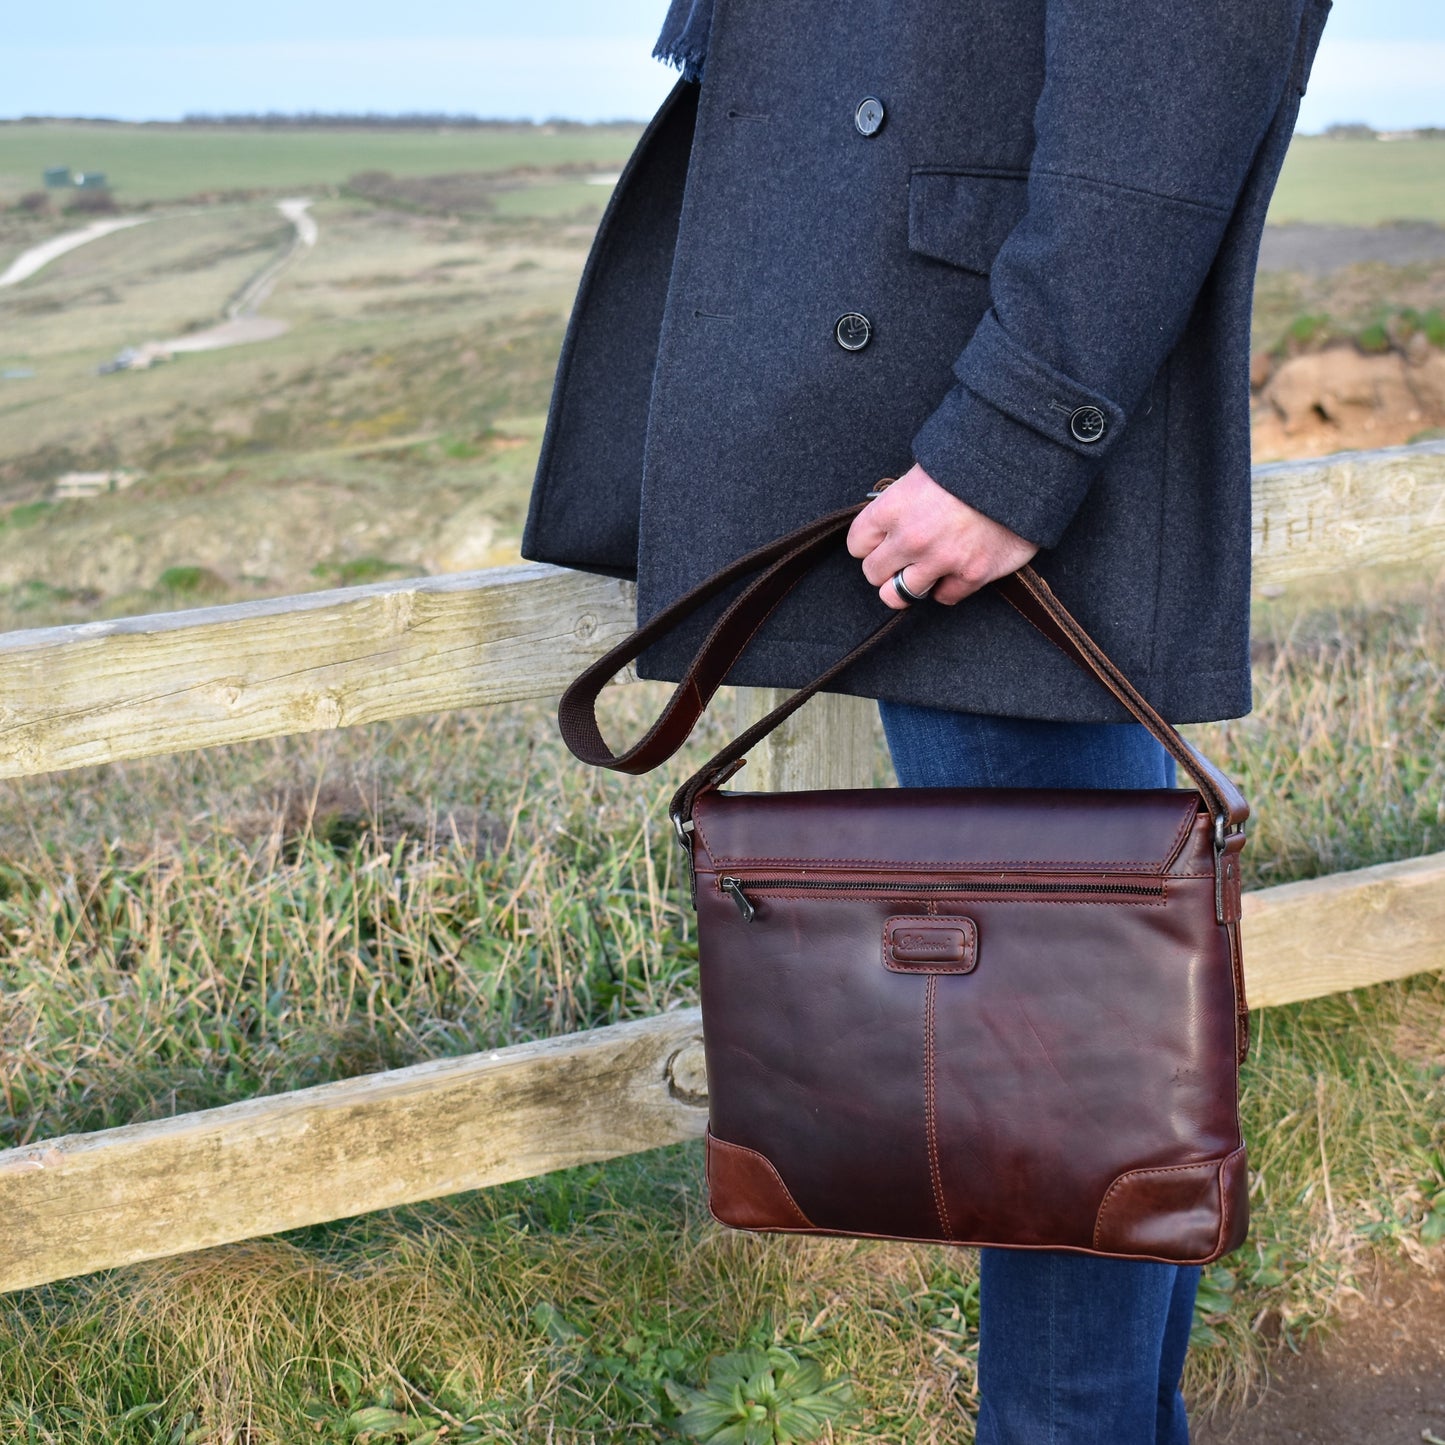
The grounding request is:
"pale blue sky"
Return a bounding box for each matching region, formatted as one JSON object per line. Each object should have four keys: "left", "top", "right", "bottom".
{"left": 1, "top": 0, "right": 1440, "bottom": 129}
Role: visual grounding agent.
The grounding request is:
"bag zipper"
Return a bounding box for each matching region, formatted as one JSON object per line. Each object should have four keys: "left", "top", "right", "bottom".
{"left": 717, "top": 873, "right": 1164, "bottom": 923}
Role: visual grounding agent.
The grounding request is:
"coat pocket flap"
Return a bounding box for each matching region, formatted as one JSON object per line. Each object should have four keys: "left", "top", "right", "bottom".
{"left": 908, "top": 167, "right": 1030, "bottom": 276}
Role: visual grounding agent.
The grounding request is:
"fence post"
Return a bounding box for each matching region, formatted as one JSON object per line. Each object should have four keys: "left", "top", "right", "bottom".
{"left": 731, "top": 688, "right": 887, "bottom": 791}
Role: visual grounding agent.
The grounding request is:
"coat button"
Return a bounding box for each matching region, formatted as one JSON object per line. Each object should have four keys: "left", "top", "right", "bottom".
{"left": 835, "top": 312, "right": 873, "bottom": 351}
{"left": 1069, "top": 405, "right": 1106, "bottom": 443}
{"left": 854, "top": 97, "right": 885, "bottom": 137}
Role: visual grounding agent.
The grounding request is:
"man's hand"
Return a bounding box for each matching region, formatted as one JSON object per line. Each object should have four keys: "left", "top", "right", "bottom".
{"left": 846, "top": 463, "right": 1039, "bottom": 610}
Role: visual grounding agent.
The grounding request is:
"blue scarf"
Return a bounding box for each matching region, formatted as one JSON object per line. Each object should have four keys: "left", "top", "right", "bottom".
{"left": 653, "top": 0, "right": 715, "bottom": 83}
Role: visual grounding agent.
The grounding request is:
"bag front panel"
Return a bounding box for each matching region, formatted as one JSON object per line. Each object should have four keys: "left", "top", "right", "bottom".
{"left": 925, "top": 879, "right": 1241, "bottom": 1250}
{"left": 697, "top": 881, "right": 942, "bottom": 1240}
{"left": 692, "top": 793, "right": 1244, "bottom": 1260}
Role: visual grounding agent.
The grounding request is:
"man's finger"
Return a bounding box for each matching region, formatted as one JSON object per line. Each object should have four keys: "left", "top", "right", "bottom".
{"left": 877, "top": 561, "right": 943, "bottom": 610}
{"left": 845, "top": 498, "right": 892, "bottom": 558}
{"left": 929, "top": 574, "right": 975, "bottom": 607}
{"left": 860, "top": 534, "right": 921, "bottom": 588}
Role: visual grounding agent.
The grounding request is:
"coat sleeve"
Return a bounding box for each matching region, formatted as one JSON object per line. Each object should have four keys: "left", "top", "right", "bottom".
{"left": 910, "top": 0, "right": 1325, "bottom": 548}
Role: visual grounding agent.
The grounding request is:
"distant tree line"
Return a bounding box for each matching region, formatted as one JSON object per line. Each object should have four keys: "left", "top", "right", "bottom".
{"left": 179, "top": 111, "right": 635, "bottom": 129}
{"left": 1321, "top": 122, "right": 1445, "bottom": 139}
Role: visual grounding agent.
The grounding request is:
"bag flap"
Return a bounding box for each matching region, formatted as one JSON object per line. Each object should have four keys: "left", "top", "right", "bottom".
{"left": 908, "top": 166, "right": 1030, "bottom": 275}
{"left": 690, "top": 787, "right": 1201, "bottom": 875}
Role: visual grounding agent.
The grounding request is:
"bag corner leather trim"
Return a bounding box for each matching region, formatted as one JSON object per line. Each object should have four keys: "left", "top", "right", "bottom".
{"left": 705, "top": 1130, "right": 816, "bottom": 1231}
{"left": 1092, "top": 1145, "right": 1249, "bottom": 1263}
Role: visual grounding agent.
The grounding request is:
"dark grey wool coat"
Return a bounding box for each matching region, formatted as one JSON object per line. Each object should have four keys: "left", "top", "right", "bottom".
{"left": 521, "top": 0, "right": 1332, "bottom": 724}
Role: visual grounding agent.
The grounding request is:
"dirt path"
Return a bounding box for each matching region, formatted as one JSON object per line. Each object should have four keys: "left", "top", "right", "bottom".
{"left": 1259, "top": 222, "right": 1445, "bottom": 275}
{"left": 1193, "top": 1259, "right": 1445, "bottom": 1444}
{"left": 0, "top": 216, "right": 149, "bottom": 288}
{"left": 121, "top": 198, "right": 316, "bottom": 365}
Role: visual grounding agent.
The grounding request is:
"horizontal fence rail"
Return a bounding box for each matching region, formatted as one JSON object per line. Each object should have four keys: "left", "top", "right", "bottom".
{"left": 0, "top": 849, "right": 1440, "bottom": 1294}
{"left": 0, "top": 441, "right": 1441, "bottom": 780}
{"left": 0, "top": 439, "right": 1441, "bottom": 1293}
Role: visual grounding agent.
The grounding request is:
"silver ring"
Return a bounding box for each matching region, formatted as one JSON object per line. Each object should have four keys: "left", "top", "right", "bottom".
{"left": 892, "top": 567, "right": 934, "bottom": 605}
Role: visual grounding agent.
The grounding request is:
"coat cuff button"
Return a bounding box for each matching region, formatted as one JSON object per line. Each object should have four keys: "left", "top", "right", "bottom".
{"left": 1068, "top": 405, "right": 1106, "bottom": 443}
{"left": 835, "top": 312, "right": 873, "bottom": 351}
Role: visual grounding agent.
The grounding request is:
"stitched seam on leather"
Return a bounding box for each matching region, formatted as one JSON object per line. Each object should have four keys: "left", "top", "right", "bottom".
{"left": 1091, "top": 1158, "right": 1222, "bottom": 1249}
{"left": 924, "top": 977, "right": 951, "bottom": 1240}
{"left": 1009, "top": 596, "right": 1209, "bottom": 805}
{"left": 691, "top": 803, "right": 717, "bottom": 865}
{"left": 708, "top": 1133, "right": 814, "bottom": 1229}
{"left": 1219, "top": 1145, "right": 1246, "bottom": 1253}
{"left": 1160, "top": 807, "right": 1198, "bottom": 872}
{"left": 1216, "top": 1151, "right": 1231, "bottom": 1257}
{"left": 748, "top": 888, "right": 1167, "bottom": 908}
{"left": 888, "top": 959, "right": 975, "bottom": 973}
{"left": 884, "top": 916, "right": 976, "bottom": 973}
{"left": 1228, "top": 921, "right": 1250, "bottom": 1064}
{"left": 681, "top": 535, "right": 843, "bottom": 758}
{"left": 703, "top": 854, "right": 1168, "bottom": 871}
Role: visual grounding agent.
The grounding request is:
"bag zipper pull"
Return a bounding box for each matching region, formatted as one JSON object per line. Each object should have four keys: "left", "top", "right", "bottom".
{"left": 720, "top": 875, "right": 756, "bottom": 923}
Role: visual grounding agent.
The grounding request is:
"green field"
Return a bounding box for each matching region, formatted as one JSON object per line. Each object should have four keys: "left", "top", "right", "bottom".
{"left": 1268, "top": 136, "right": 1445, "bottom": 224}
{"left": 0, "top": 121, "right": 642, "bottom": 204}
{"left": 2, "top": 121, "right": 1443, "bottom": 222}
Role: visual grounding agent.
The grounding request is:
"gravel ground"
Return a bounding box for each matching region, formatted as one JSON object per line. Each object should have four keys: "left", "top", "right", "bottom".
{"left": 1259, "top": 222, "right": 1445, "bottom": 274}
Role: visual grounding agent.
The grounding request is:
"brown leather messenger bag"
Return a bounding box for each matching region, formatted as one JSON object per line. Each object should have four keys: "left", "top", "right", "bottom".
{"left": 557, "top": 499, "right": 1251, "bottom": 1264}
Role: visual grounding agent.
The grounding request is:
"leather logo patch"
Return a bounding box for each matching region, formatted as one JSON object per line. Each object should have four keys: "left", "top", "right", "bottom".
{"left": 883, "top": 915, "right": 978, "bottom": 974}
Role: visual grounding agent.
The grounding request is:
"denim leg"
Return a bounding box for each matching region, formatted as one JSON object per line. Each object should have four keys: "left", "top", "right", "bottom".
{"left": 876, "top": 700, "right": 1197, "bottom": 1445}
{"left": 975, "top": 1252, "right": 1198, "bottom": 1445}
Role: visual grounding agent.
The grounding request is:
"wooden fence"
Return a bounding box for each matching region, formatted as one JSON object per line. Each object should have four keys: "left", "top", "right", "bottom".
{"left": 0, "top": 440, "right": 1442, "bottom": 1295}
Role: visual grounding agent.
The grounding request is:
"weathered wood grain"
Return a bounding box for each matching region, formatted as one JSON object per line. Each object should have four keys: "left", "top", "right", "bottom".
{"left": 0, "top": 1010, "right": 706, "bottom": 1295}
{"left": 0, "top": 565, "right": 637, "bottom": 778}
{"left": 0, "top": 442, "right": 1439, "bottom": 779}
{"left": 734, "top": 687, "right": 885, "bottom": 792}
{"left": 1251, "top": 439, "right": 1445, "bottom": 587}
{"left": 1241, "top": 851, "right": 1445, "bottom": 1009}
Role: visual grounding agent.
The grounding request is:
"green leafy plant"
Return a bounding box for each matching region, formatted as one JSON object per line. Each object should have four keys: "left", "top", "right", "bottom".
{"left": 1415, "top": 1146, "right": 1445, "bottom": 1245}
{"left": 664, "top": 1347, "right": 854, "bottom": 1445}
{"left": 310, "top": 555, "right": 414, "bottom": 586}
{"left": 1273, "top": 311, "right": 1336, "bottom": 356}
{"left": 300, "top": 1363, "right": 499, "bottom": 1443}
{"left": 155, "top": 564, "right": 226, "bottom": 596}
{"left": 1190, "top": 1242, "right": 1295, "bottom": 1350}
{"left": 1354, "top": 320, "right": 1391, "bottom": 354}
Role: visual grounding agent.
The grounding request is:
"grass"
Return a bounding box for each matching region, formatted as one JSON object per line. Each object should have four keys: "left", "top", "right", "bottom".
{"left": 0, "top": 122, "right": 643, "bottom": 206}
{"left": 1267, "top": 137, "right": 1445, "bottom": 225}
{"left": 0, "top": 563, "right": 1440, "bottom": 1441}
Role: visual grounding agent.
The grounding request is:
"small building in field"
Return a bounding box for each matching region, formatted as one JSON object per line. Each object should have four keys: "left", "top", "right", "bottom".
{"left": 51, "top": 470, "right": 141, "bottom": 500}
{"left": 43, "top": 166, "right": 72, "bottom": 188}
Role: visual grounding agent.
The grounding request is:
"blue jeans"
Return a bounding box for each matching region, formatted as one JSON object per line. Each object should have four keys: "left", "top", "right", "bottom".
{"left": 877, "top": 701, "right": 1198, "bottom": 1445}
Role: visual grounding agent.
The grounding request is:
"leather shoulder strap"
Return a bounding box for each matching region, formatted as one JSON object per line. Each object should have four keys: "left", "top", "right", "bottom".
{"left": 555, "top": 504, "right": 1248, "bottom": 834}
